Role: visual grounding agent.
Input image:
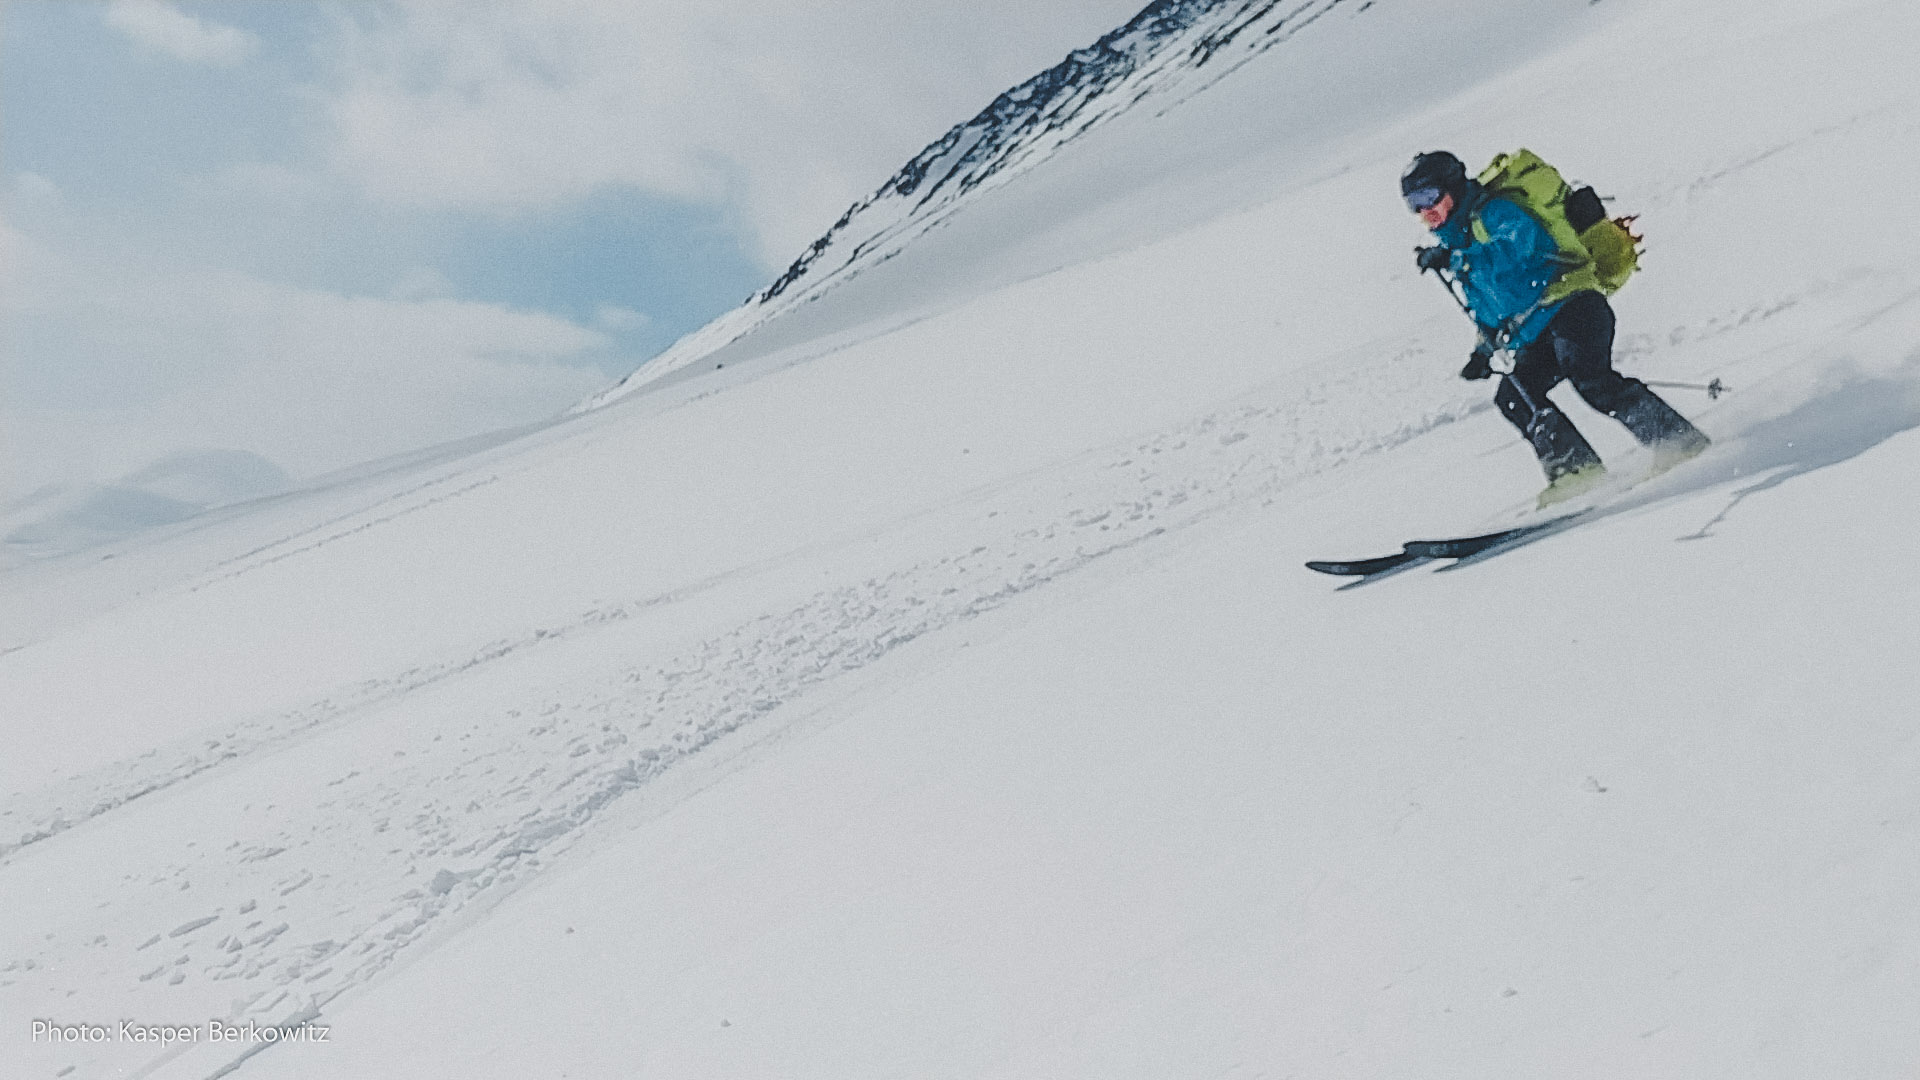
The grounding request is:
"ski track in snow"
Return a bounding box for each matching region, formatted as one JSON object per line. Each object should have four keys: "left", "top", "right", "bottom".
{"left": 1, "top": 261, "right": 1902, "bottom": 1068}
{"left": 0, "top": 328, "right": 1480, "bottom": 1031}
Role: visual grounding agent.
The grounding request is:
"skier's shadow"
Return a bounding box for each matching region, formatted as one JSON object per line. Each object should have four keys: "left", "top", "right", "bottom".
{"left": 1670, "top": 358, "right": 1920, "bottom": 540}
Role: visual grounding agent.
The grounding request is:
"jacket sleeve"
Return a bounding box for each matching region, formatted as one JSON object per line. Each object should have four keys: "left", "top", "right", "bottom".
{"left": 1456, "top": 197, "right": 1560, "bottom": 332}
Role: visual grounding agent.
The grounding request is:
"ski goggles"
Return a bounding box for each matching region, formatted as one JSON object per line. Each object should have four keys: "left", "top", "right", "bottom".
{"left": 1404, "top": 186, "right": 1445, "bottom": 212}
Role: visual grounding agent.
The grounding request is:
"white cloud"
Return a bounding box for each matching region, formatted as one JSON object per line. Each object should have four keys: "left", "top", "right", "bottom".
{"left": 320, "top": 1, "right": 1145, "bottom": 268}
{"left": 1, "top": 231, "right": 610, "bottom": 500}
{"left": 13, "top": 172, "right": 62, "bottom": 206}
{"left": 104, "top": 0, "right": 258, "bottom": 67}
{"left": 389, "top": 265, "right": 458, "bottom": 302}
{"left": 5, "top": 3, "right": 1150, "bottom": 507}
{"left": 0, "top": 216, "right": 32, "bottom": 296}
{"left": 594, "top": 305, "right": 650, "bottom": 332}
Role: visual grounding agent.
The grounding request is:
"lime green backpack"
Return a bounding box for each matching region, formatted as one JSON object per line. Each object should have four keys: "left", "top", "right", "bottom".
{"left": 1472, "top": 148, "right": 1642, "bottom": 302}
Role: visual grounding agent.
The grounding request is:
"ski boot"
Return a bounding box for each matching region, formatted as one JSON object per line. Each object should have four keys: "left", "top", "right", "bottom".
{"left": 1613, "top": 385, "right": 1711, "bottom": 474}
{"left": 1537, "top": 462, "right": 1608, "bottom": 509}
{"left": 1648, "top": 430, "right": 1712, "bottom": 476}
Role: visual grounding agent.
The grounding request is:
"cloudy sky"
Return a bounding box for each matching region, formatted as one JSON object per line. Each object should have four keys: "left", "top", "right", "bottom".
{"left": 1, "top": 0, "right": 1143, "bottom": 503}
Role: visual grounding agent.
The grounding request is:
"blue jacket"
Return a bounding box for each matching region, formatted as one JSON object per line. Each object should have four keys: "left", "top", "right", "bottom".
{"left": 1434, "top": 184, "right": 1566, "bottom": 349}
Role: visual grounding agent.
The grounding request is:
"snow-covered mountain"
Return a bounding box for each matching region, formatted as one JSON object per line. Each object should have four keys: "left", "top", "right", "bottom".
{"left": 752, "top": 0, "right": 1347, "bottom": 304}
{"left": 2, "top": 450, "right": 290, "bottom": 565}
{"left": 7, "top": 0, "right": 1920, "bottom": 1077}
{"left": 583, "top": 0, "right": 1362, "bottom": 405}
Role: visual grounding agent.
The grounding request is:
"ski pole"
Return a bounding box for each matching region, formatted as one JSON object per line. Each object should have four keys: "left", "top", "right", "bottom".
{"left": 1429, "top": 265, "right": 1530, "bottom": 372}
{"left": 1427, "top": 266, "right": 1551, "bottom": 439}
{"left": 1643, "top": 377, "right": 1728, "bottom": 400}
{"left": 1428, "top": 266, "right": 1504, "bottom": 365}
{"left": 1427, "top": 263, "right": 1475, "bottom": 323}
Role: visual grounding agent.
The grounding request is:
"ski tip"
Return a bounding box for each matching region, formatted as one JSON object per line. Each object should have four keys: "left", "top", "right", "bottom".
{"left": 1305, "top": 560, "right": 1360, "bottom": 576}
{"left": 1306, "top": 552, "right": 1421, "bottom": 577}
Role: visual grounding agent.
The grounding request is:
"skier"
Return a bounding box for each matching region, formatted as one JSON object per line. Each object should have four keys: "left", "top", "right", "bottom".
{"left": 1400, "top": 150, "right": 1709, "bottom": 506}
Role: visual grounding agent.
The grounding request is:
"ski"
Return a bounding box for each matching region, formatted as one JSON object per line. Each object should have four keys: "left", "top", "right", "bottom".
{"left": 1403, "top": 512, "right": 1586, "bottom": 558}
{"left": 1306, "top": 512, "right": 1586, "bottom": 578}
{"left": 1303, "top": 551, "right": 1427, "bottom": 577}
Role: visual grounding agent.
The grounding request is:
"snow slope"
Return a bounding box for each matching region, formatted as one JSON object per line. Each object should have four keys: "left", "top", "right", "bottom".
{"left": 5, "top": 0, "right": 1920, "bottom": 1077}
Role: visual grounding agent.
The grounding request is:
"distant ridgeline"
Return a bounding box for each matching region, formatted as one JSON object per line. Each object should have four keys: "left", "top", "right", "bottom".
{"left": 583, "top": 0, "right": 1354, "bottom": 408}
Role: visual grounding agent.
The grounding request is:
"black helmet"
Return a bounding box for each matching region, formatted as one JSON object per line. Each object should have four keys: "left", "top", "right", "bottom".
{"left": 1401, "top": 151, "right": 1467, "bottom": 200}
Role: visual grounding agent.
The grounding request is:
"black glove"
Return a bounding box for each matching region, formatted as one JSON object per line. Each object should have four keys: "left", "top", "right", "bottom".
{"left": 1414, "top": 245, "right": 1453, "bottom": 273}
{"left": 1460, "top": 346, "right": 1494, "bottom": 381}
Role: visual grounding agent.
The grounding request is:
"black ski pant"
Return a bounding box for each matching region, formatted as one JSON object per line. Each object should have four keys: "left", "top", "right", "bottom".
{"left": 1494, "top": 290, "right": 1706, "bottom": 480}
